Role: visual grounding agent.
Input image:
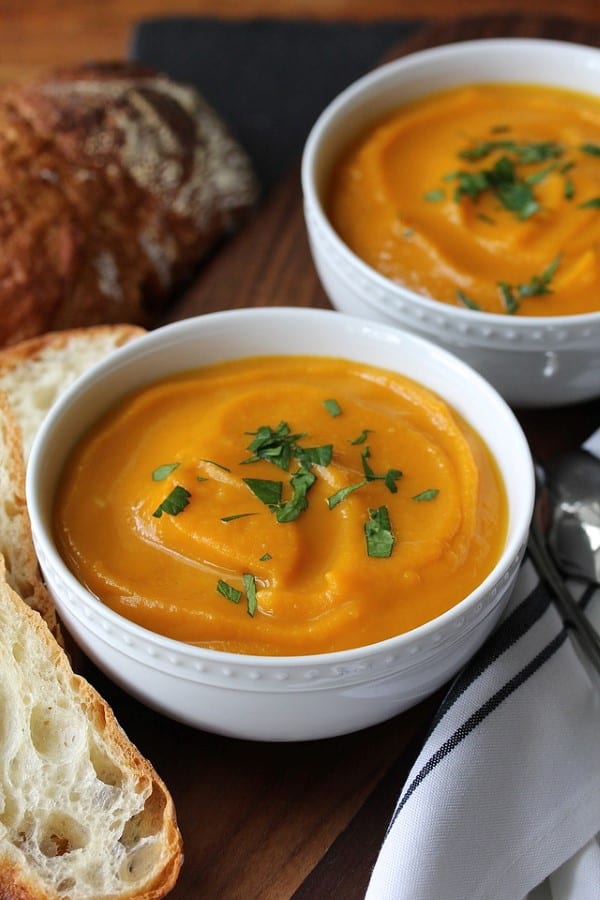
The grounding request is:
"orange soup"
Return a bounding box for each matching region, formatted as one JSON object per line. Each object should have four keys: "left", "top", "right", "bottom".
{"left": 54, "top": 356, "right": 507, "bottom": 655}
{"left": 327, "top": 83, "right": 600, "bottom": 316}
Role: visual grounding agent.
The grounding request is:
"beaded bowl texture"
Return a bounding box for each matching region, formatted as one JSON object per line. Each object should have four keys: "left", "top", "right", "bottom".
{"left": 302, "top": 38, "right": 600, "bottom": 408}
{"left": 27, "top": 308, "right": 534, "bottom": 741}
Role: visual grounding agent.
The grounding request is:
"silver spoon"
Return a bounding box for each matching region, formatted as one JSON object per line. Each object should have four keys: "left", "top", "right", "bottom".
{"left": 545, "top": 449, "right": 600, "bottom": 584}
{"left": 528, "top": 457, "right": 600, "bottom": 675}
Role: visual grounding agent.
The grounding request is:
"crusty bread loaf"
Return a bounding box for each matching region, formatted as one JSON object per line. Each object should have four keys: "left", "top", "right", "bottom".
{"left": 0, "top": 554, "right": 182, "bottom": 898}
{"left": 0, "top": 324, "right": 145, "bottom": 462}
{"left": 0, "top": 61, "right": 258, "bottom": 347}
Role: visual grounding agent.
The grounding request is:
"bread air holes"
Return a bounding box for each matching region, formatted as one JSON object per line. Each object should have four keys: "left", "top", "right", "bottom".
{"left": 29, "top": 704, "right": 85, "bottom": 761}
{"left": 38, "top": 812, "right": 89, "bottom": 857}
{"left": 89, "top": 740, "right": 124, "bottom": 788}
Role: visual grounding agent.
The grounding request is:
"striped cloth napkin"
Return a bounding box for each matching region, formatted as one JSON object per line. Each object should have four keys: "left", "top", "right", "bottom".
{"left": 366, "top": 558, "right": 600, "bottom": 900}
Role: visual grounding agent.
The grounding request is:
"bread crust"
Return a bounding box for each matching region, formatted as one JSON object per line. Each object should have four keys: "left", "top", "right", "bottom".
{"left": 0, "top": 62, "right": 258, "bottom": 346}
{"left": 0, "top": 556, "right": 183, "bottom": 898}
{"left": 0, "top": 390, "right": 59, "bottom": 638}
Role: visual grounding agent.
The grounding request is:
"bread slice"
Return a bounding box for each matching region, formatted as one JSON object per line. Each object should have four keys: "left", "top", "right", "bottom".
{"left": 0, "top": 324, "right": 145, "bottom": 462}
{"left": 0, "top": 390, "right": 59, "bottom": 638}
{"left": 0, "top": 553, "right": 183, "bottom": 898}
{"left": 0, "top": 325, "right": 145, "bottom": 639}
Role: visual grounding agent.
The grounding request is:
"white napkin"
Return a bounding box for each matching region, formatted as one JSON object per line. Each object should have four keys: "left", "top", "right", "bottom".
{"left": 366, "top": 558, "right": 600, "bottom": 900}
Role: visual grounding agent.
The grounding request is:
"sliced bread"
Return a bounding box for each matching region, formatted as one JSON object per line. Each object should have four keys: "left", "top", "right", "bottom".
{"left": 0, "top": 390, "right": 59, "bottom": 638}
{"left": 0, "top": 324, "right": 145, "bottom": 462}
{"left": 0, "top": 554, "right": 183, "bottom": 898}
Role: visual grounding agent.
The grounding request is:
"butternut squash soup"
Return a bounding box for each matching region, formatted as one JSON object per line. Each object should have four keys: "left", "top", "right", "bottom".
{"left": 54, "top": 356, "right": 507, "bottom": 655}
{"left": 327, "top": 84, "right": 600, "bottom": 316}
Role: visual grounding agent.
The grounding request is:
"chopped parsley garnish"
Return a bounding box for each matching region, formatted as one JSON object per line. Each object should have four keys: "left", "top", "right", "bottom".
{"left": 579, "top": 197, "right": 600, "bottom": 209}
{"left": 456, "top": 290, "right": 481, "bottom": 311}
{"left": 327, "top": 480, "right": 368, "bottom": 510}
{"left": 365, "top": 506, "right": 395, "bottom": 558}
{"left": 497, "top": 255, "right": 561, "bottom": 314}
{"left": 274, "top": 466, "right": 316, "bottom": 523}
{"left": 152, "top": 462, "right": 180, "bottom": 481}
{"left": 259, "top": 552, "right": 272, "bottom": 561}
{"left": 518, "top": 254, "right": 561, "bottom": 297}
{"left": 217, "top": 575, "right": 259, "bottom": 615}
{"left": 441, "top": 140, "right": 568, "bottom": 221}
{"left": 152, "top": 485, "right": 191, "bottom": 518}
{"left": 295, "top": 444, "right": 334, "bottom": 467}
{"left": 216, "top": 579, "right": 242, "bottom": 604}
{"left": 580, "top": 142, "right": 600, "bottom": 157}
{"left": 242, "top": 421, "right": 306, "bottom": 470}
{"left": 360, "top": 446, "right": 402, "bottom": 493}
{"left": 458, "top": 139, "right": 563, "bottom": 163}
{"left": 323, "top": 398, "right": 342, "bottom": 417}
{"left": 424, "top": 188, "right": 445, "bottom": 202}
{"left": 220, "top": 513, "right": 257, "bottom": 523}
{"left": 243, "top": 574, "right": 258, "bottom": 617}
{"left": 243, "top": 477, "right": 283, "bottom": 506}
{"left": 412, "top": 488, "right": 439, "bottom": 501}
{"left": 199, "top": 458, "right": 231, "bottom": 472}
{"left": 349, "top": 429, "right": 372, "bottom": 445}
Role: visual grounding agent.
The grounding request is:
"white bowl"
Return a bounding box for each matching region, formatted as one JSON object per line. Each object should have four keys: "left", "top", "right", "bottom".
{"left": 301, "top": 38, "right": 600, "bottom": 408}
{"left": 26, "top": 308, "right": 534, "bottom": 741}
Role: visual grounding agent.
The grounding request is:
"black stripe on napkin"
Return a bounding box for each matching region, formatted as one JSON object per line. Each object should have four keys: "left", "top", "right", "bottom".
{"left": 387, "top": 620, "right": 567, "bottom": 832}
{"left": 430, "top": 567, "right": 551, "bottom": 731}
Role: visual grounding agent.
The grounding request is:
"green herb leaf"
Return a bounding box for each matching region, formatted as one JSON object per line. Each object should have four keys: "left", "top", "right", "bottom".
{"left": 364, "top": 506, "right": 395, "bottom": 558}
{"left": 496, "top": 178, "right": 539, "bottom": 219}
{"left": 518, "top": 254, "right": 561, "bottom": 297}
{"left": 580, "top": 142, "right": 600, "bottom": 157}
{"left": 384, "top": 469, "right": 403, "bottom": 493}
{"left": 349, "top": 429, "right": 373, "bottom": 445}
{"left": 243, "top": 573, "right": 258, "bottom": 617}
{"left": 458, "top": 139, "right": 563, "bottom": 163}
{"left": 275, "top": 466, "right": 316, "bottom": 523}
{"left": 152, "top": 485, "right": 191, "bottom": 518}
{"left": 259, "top": 552, "right": 272, "bottom": 561}
{"left": 199, "top": 458, "right": 231, "bottom": 472}
{"left": 327, "top": 480, "right": 368, "bottom": 509}
{"left": 412, "top": 488, "right": 439, "bottom": 501}
{"left": 242, "top": 422, "right": 306, "bottom": 470}
{"left": 564, "top": 178, "right": 575, "bottom": 200}
{"left": 323, "top": 398, "right": 342, "bottom": 417}
{"left": 217, "top": 579, "right": 242, "bottom": 604}
{"left": 220, "top": 513, "right": 257, "bottom": 523}
{"left": 457, "top": 290, "right": 481, "bottom": 311}
{"left": 295, "top": 444, "right": 333, "bottom": 467}
{"left": 152, "top": 463, "right": 180, "bottom": 481}
{"left": 579, "top": 197, "right": 600, "bottom": 209}
{"left": 243, "top": 477, "right": 283, "bottom": 506}
{"left": 424, "top": 189, "right": 445, "bottom": 202}
{"left": 498, "top": 281, "right": 519, "bottom": 315}
{"left": 359, "top": 447, "right": 401, "bottom": 491}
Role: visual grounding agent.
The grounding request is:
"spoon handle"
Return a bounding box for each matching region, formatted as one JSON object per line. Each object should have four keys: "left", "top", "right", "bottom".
{"left": 528, "top": 523, "right": 600, "bottom": 676}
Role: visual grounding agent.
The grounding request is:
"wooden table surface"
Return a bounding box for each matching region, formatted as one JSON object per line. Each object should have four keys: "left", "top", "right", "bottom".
{"left": 4, "top": 4, "right": 600, "bottom": 898}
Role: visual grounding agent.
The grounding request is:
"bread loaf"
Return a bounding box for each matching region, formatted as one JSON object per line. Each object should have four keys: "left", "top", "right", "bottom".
{"left": 0, "top": 62, "right": 259, "bottom": 347}
{"left": 0, "top": 554, "right": 183, "bottom": 899}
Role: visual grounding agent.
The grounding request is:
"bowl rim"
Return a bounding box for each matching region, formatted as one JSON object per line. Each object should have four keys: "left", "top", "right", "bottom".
{"left": 26, "top": 306, "right": 535, "bottom": 670}
{"left": 301, "top": 36, "right": 600, "bottom": 332}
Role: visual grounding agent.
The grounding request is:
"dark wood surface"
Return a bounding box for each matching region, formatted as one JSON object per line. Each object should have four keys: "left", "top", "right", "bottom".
{"left": 20, "top": 10, "right": 600, "bottom": 898}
